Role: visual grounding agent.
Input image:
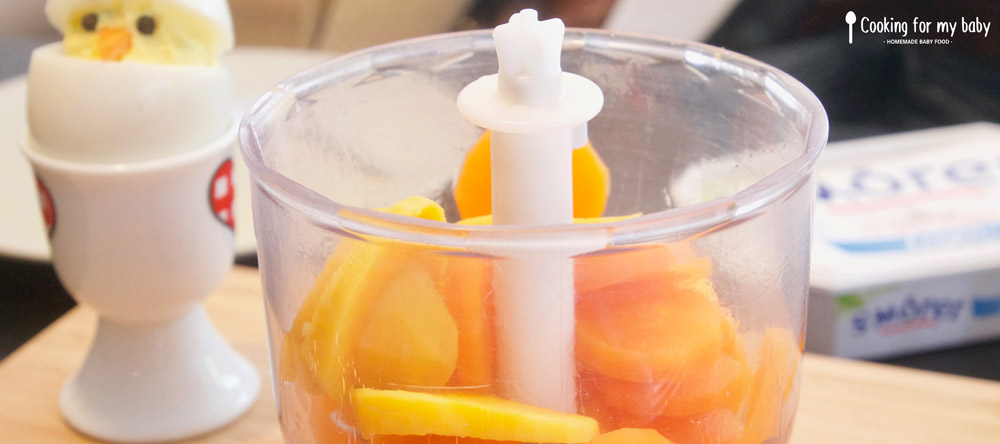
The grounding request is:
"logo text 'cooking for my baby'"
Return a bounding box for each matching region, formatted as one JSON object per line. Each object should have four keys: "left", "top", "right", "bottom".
{"left": 845, "top": 11, "right": 991, "bottom": 45}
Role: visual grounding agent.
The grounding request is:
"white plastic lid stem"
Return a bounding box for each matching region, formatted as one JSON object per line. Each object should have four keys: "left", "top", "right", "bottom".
{"left": 458, "top": 9, "right": 603, "bottom": 136}
{"left": 457, "top": 8, "right": 604, "bottom": 226}
{"left": 456, "top": 9, "right": 604, "bottom": 413}
{"left": 45, "top": 0, "right": 234, "bottom": 53}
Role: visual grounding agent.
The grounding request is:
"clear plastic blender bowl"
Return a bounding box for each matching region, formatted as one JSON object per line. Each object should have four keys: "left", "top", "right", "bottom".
{"left": 240, "top": 29, "right": 827, "bottom": 444}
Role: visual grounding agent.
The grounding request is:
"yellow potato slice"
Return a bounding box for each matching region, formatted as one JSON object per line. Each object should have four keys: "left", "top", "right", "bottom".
{"left": 352, "top": 388, "right": 599, "bottom": 443}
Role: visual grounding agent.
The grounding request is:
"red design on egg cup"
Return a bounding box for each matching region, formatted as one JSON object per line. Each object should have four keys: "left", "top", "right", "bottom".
{"left": 36, "top": 177, "right": 56, "bottom": 238}
{"left": 210, "top": 158, "right": 235, "bottom": 230}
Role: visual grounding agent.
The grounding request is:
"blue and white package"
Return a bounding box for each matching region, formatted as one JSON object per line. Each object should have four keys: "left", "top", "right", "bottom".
{"left": 807, "top": 122, "right": 1000, "bottom": 359}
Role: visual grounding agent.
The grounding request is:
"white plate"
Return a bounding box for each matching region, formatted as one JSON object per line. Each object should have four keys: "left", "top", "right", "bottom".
{"left": 0, "top": 46, "right": 335, "bottom": 261}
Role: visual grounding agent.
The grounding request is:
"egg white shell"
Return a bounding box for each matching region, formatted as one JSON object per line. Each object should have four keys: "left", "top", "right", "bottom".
{"left": 27, "top": 43, "right": 232, "bottom": 164}
{"left": 45, "top": 0, "right": 234, "bottom": 53}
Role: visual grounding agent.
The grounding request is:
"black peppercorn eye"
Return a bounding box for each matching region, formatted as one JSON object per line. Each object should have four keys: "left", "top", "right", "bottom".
{"left": 81, "top": 13, "right": 98, "bottom": 32}
{"left": 136, "top": 15, "right": 156, "bottom": 35}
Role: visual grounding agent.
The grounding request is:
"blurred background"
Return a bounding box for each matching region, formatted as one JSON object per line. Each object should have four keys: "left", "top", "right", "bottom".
{"left": 4, "top": 0, "right": 996, "bottom": 139}
{"left": 1, "top": 0, "right": 998, "bottom": 377}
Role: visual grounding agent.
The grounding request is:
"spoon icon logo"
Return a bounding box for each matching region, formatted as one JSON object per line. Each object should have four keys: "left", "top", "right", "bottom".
{"left": 846, "top": 11, "right": 857, "bottom": 44}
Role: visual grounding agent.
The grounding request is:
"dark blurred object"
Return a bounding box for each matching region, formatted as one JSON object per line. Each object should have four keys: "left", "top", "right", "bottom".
{"left": 0, "top": 258, "right": 74, "bottom": 360}
{"left": 877, "top": 340, "right": 1000, "bottom": 382}
{"left": 708, "top": 0, "right": 1000, "bottom": 142}
{"left": 466, "top": 0, "right": 616, "bottom": 29}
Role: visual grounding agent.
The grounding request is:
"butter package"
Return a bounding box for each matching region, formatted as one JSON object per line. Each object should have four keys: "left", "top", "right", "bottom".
{"left": 807, "top": 122, "right": 1000, "bottom": 359}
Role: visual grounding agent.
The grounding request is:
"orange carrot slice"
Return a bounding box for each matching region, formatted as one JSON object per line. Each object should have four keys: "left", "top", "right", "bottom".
{"left": 742, "top": 327, "right": 800, "bottom": 444}
{"left": 372, "top": 435, "right": 518, "bottom": 444}
{"left": 591, "top": 428, "right": 675, "bottom": 444}
{"left": 655, "top": 409, "right": 745, "bottom": 444}
{"left": 308, "top": 390, "right": 356, "bottom": 444}
{"left": 572, "top": 141, "right": 612, "bottom": 218}
{"left": 575, "top": 242, "right": 711, "bottom": 297}
{"left": 452, "top": 132, "right": 492, "bottom": 220}
{"left": 592, "top": 310, "right": 748, "bottom": 417}
{"left": 592, "top": 347, "right": 750, "bottom": 418}
{"left": 576, "top": 276, "right": 726, "bottom": 383}
{"left": 578, "top": 389, "right": 745, "bottom": 444}
{"left": 436, "top": 255, "right": 496, "bottom": 389}
{"left": 277, "top": 380, "right": 356, "bottom": 444}
{"left": 453, "top": 131, "right": 611, "bottom": 220}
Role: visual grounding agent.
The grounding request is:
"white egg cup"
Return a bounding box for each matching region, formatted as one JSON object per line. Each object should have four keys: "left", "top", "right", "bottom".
{"left": 22, "top": 125, "right": 259, "bottom": 443}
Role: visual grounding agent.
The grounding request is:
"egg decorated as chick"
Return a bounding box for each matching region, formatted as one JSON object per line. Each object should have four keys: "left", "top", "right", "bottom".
{"left": 46, "top": 0, "right": 233, "bottom": 65}
{"left": 28, "top": 0, "right": 235, "bottom": 163}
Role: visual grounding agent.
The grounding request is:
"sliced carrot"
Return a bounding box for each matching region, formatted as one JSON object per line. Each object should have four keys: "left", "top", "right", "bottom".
{"left": 575, "top": 242, "right": 711, "bottom": 297}
{"left": 592, "top": 347, "right": 750, "bottom": 418}
{"left": 372, "top": 435, "right": 518, "bottom": 444}
{"left": 578, "top": 371, "right": 630, "bottom": 432}
{"left": 308, "top": 390, "right": 357, "bottom": 444}
{"left": 655, "top": 409, "right": 745, "bottom": 444}
{"left": 276, "top": 380, "right": 358, "bottom": 444}
{"left": 576, "top": 277, "right": 726, "bottom": 383}
{"left": 593, "top": 314, "right": 744, "bottom": 417}
{"left": 591, "top": 428, "right": 675, "bottom": 444}
{"left": 452, "top": 132, "right": 493, "bottom": 220}
{"left": 446, "top": 211, "right": 645, "bottom": 390}
{"left": 572, "top": 141, "right": 612, "bottom": 218}
{"left": 436, "top": 255, "right": 496, "bottom": 389}
{"left": 452, "top": 131, "right": 611, "bottom": 219}
{"left": 578, "top": 388, "right": 744, "bottom": 444}
{"left": 457, "top": 213, "right": 640, "bottom": 226}
{"left": 742, "top": 327, "right": 800, "bottom": 444}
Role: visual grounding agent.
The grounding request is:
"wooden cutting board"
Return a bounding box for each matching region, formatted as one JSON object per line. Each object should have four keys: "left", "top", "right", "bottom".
{"left": 2, "top": 266, "right": 998, "bottom": 443}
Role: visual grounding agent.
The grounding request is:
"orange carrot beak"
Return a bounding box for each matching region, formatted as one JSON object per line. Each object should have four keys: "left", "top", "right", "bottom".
{"left": 97, "top": 27, "right": 132, "bottom": 61}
